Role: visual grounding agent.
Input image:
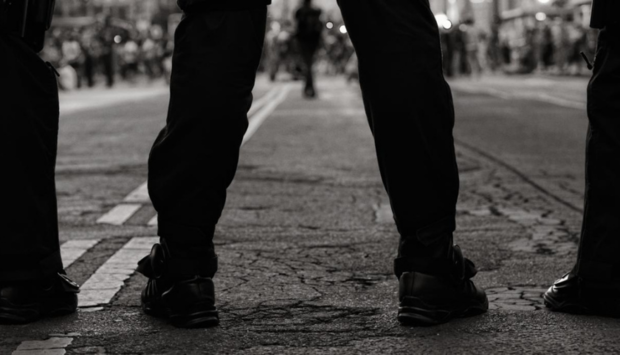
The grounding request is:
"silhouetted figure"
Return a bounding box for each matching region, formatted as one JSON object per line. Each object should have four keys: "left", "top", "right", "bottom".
{"left": 0, "top": 0, "right": 79, "bottom": 324}
{"left": 545, "top": 0, "right": 620, "bottom": 318}
{"left": 337, "top": 0, "right": 488, "bottom": 325}
{"left": 99, "top": 16, "right": 116, "bottom": 88}
{"left": 295, "top": 0, "right": 322, "bottom": 98}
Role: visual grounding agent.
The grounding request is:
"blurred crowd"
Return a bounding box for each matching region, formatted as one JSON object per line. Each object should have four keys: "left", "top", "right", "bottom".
{"left": 40, "top": 16, "right": 174, "bottom": 90}
{"left": 439, "top": 17, "right": 597, "bottom": 78}
{"left": 40, "top": 8, "right": 595, "bottom": 92}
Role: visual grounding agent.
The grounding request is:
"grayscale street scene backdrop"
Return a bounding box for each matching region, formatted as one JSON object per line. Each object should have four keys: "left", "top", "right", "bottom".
{"left": 3, "top": 0, "right": 619, "bottom": 354}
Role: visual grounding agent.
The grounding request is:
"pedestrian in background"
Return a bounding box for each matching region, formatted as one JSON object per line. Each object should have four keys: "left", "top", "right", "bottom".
{"left": 0, "top": 0, "right": 79, "bottom": 324}
{"left": 544, "top": 0, "right": 620, "bottom": 317}
{"left": 295, "top": 0, "right": 323, "bottom": 98}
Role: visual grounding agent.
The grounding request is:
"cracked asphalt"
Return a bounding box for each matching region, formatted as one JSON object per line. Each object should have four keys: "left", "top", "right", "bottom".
{"left": 2, "top": 75, "right": 619, "bottom": 354}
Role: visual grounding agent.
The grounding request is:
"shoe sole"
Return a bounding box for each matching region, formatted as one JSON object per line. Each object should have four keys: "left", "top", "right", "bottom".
{"left": 143, "top": 301, "right": 219, "bottom": 328}
{"left": 397, "top": 296, "right": 489, "bottom": 326}
{"left": 543, "top": 291, "right": 589, "bottom": 314}
{"left": 543, "top": 291, "right": 620, "bottom": 318}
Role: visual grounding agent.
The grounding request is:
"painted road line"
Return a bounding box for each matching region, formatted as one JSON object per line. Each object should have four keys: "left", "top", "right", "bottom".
{"left": 123, "top": 181, "right": 149, "bottom": 203}
{"left": 60, "top": 86, "right": 169, "bottom": 117}
{"left": 374, "top": 203, "right": 393, "bottom": 224}
{"left": 248, "top": 85, "right": 282, "bottom": 118}
{"left": 242, "top": 84, "right": 293, "bottom": 146}
{"left": 96, "top": 204, "right": 142, "bottom": 225}
{"left": 450, "top": 84, "right": 585, "bottom": 110}
{"left": 97, "top": 85, "right": 290, "bottom": 227}
{"left": 78, "top": 237, "right": 158, "bottom": 308}
{"left": 60, "top": 239, "right": 100, "bottom": 268}
{"left": 145, "top": 85, "right": 292, "bottom": 227}
{"left": 12, "top": 337, "right": 73, "bottom": 355}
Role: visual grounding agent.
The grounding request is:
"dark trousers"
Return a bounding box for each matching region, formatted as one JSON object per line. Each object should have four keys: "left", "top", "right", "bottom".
{"left": 337, "top": 0, "right": 459, "bottom": 276}
{"left": 148, "top": 8, "right": 267, "bottom": 264}
{"left": 575, "top": 25, "right": 620, "bottom": 284}
{"left": 0, "top": 34, "right": 63, "bottom": 281}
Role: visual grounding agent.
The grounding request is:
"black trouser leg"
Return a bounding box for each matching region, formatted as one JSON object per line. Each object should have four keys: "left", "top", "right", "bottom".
{"left": 147, "top": 9, "right": 267, "bottom": 275}
{"left": 337, "top": 0, "right": 459, "bottom": 277}
{"left": 575, "top": 26, "right": 620, "bottom": 284}
{"left": 0, "top": 34, "right": 63, "bottom": 282}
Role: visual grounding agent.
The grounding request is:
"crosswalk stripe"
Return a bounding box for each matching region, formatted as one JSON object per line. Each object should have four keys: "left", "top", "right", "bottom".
{"left": 78, "top": 236, "right": 158, "bottom": 308}
{"left": 242, "top": 84, "right": 292, "bottom": 146}
{"left": 247, "top": 84, "right": 282, "bottom": 118}
{"left": 61, "top": 239, "right": 100, "bottom": 268}
{"left": 96, "top": 84, "right": 289, "bottom": 226}
{"left": 137, "top": 85, "right": 292, "bottom": 228}
{"left": 13, "top": 337, "right": 73, "bottom": 355}
{"left": 96, "top": 204, "right": 142, "bottom": 225}
{"left": 123, "top": 181, "right": 150, "bottom": 203}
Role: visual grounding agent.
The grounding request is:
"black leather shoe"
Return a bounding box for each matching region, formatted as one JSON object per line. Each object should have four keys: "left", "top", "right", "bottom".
{"left": 544, "top": 273, "right": 620, "bottom": 317}
{"left": 397, "top": 246, "right": 488, "bottom": 326}
{"left": 137, "top": 243, "right": 219, "bottom": 328}
{"left": 0, "top": 272, "right": 79, "bottom": 324}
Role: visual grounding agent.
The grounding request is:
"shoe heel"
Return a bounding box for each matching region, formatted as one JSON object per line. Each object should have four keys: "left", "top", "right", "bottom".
{"left": 398, "top": 297, "right": 451, "bottom": 326}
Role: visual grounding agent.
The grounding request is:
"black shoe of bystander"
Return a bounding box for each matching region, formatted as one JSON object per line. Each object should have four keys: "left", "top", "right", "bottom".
{"left": 397, "top": 246, "right": 488, "bottom": 326}
{"left": 137, "top": 243, "right": 219, "bottom": 328}
{"left": 0, "top": 272, "right": 79, "bottom": 324}
{"left": 544, "top": 273, "right": 620, "bottom": 317}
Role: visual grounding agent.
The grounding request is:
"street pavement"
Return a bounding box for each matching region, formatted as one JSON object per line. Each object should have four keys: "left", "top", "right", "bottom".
{"left": 2, "top": 74, "right": 619, "bottom": 354}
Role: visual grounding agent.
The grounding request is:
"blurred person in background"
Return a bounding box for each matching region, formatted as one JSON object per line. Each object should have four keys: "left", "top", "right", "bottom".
{"left": 80, "top": 26, "right": 99, "bottom": 88}
{"left": 461, "top": 19, "right": 482, "bottom": 77}
{"left": 61, "top": 31, "right": 84, "bottom": 88}
{"left": 99, "top": 16, "right": 117, "bottom": 88}
{"left": 120, "top": 35, "right": 139, "bottom": 83}
{"left": 539, "top": 24, "right": 555, "bottom": 72}
{"left": 295, "top": 0, "right": 323, "bottom": 98}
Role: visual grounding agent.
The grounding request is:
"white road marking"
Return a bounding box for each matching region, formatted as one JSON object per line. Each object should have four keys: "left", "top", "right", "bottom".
{"left": 78, "top": 237, "right": 158, "bottom": 308}
{"left": 60, "top": 86, "right": 169, "bottom": 117}
{"left": 374, "top": 203, "right": 393, "bottom": 224}
{"left": 242, "top": 84, "right": 293, "bottom": 146}
{"left": 450, "top": 84, "right": 586, "bottom": 110}
{"left": 145, "top": 84, "right": 292, "bottom": 227}
{"left": 96, "top": 84, "right": 290, "bottom": 226}
{"left": 60, "top": 239, "right": 100, "bottom": 268}
{"left": 248, "top": 84, "right": 282, "bottom": 118}
{"left": 123, "top": 181, "right": 149, "bottom": 203}
{"left": 13, "top": 337, "right": 73, "bottom": 355}
{"left": 96, "top": 204, "right": 142, "bottom": 225}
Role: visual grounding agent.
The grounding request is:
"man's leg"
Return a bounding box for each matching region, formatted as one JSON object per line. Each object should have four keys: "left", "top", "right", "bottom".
{"left": 337, "top": 0, "right": 486, "bottom": 325}
{"left": 0, "top": 34, "right": 78, "bottom": 324}
{"left": 545, "top": 25, "right": 620, "bottom": 316}
{"left": 140, "top": 8, "right": 267, "bottom": 328}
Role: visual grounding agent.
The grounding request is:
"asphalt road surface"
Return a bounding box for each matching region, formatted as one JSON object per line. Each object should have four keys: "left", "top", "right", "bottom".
{"left": 3, "top": 74, "right": 619, "bottom": 355}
